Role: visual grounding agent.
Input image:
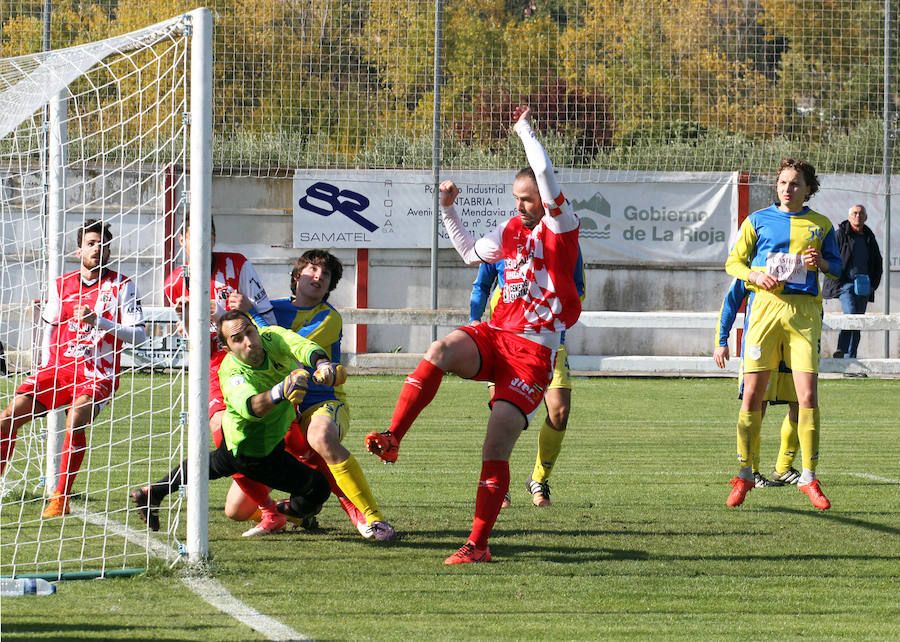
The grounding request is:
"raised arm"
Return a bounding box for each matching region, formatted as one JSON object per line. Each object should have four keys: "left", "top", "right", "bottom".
{"left": 237, "top": 259, "right": 276, "bottom": 324}
{"left": 439, "top": 180, "right": 503, "bottom": 264}
{"left": 512, "top": 106, "right": 577, "bottom": 233}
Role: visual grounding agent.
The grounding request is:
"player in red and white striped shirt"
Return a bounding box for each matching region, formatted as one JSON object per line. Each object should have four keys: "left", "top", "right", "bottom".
{"left": 1, "top": 219, "right": 147, "bottom": 517}
{"left": 161, "top": 218, "right": 276, "bottom": 441}
{"left": 130, "top": 218, "right": 282, "bottom": 533}
{"left": 365, "top": 106, "right": 581, "bottom": 564}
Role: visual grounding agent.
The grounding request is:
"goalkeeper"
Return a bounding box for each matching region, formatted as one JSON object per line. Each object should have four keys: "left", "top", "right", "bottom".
{"left": 223, "top": 250, "right": 397, "bottom": 541}
{"left": 133, "top": 309, "right": 333, "bottom": 536}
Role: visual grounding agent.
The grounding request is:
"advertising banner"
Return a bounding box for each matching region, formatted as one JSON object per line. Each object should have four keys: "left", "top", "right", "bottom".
{"left": 292, "top": 169, "right": 737, "bottom": 264}
{"left": 814, "top": 174, "right": 899, "bottom": 269}
{"left": 563, "top": 171, "right": 736, "bottom": 264}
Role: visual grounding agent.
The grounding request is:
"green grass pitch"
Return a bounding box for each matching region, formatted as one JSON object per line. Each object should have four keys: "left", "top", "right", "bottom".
{"left": 3, "top": 375, "right": 899, "bottom": 640}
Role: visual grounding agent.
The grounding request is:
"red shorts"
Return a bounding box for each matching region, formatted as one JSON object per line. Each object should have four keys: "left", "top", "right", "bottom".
{"left": 208, "top": 350, "right": 227, "bottom": 419}
{"left": 16, "top": 365, "right": 116, "bottom": 413}
{"left": 458, "top": 324, "right": 552, "bottom": 418}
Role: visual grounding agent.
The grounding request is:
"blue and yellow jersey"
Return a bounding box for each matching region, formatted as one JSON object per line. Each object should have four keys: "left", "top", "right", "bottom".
{"left": 470, "top": 246, "right": 585, "bottom": 343}
{"left": 716, "top": 279, "right": 748, "bottom": 347}
{"left": 265, "top": 298, "right": 346, "bottom": 408}
{"left": 725, "top": 204, "right": 841, "bottom": 298}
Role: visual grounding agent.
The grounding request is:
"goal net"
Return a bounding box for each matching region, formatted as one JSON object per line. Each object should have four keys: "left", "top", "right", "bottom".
{"left": 0, "top": 11, "right": 211, "bottom": 578}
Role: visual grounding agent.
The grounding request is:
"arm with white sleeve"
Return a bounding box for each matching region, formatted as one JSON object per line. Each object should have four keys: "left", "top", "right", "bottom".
{"left": 94, "top": 279, "right": 148, "bottom": 345}
{"left": 238, "top": 259, "right": 277, "bottom": 325}
{"left": 512, "top": 109, "right": 578, "bottom": 234}
{"left": 39, "top": 284, "right": 61, "bottom": 366}
{"left": 439, "top": 183, "right": 504, "bottom": 265}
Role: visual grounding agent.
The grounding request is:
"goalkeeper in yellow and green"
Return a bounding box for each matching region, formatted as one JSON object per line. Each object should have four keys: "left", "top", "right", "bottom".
{"left": 199, "top": 309, "right": 342, "bottom": 535}
{"left": 222, "top": 250, "right": 397, "bottom": 541}
{"left": 217, "top": 306, "right": 398, "bottom": 540}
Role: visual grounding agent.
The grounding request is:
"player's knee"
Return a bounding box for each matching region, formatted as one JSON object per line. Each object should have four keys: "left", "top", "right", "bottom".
{"left": 224, "top": 501, "right": 252, "bottom": 522}
{"left": 306, "top": 422, "right": 340, "bottom": 455}
{"left": 793, "top": 385, "right": 817, "bottom": 408}
{"left": 546, "top": 405, "right": 569, "bottom": 430}
{"left": 482, "top": 427, "right": 520, "bottom": 460}
{"left": 0, "top": 406, "right": 13, "bottom": 430}
{"left": 65, "top": 424, "right": 88, "bottom": 437}
{"left": 423, "top": 338, "right": 450, "bottom": 367}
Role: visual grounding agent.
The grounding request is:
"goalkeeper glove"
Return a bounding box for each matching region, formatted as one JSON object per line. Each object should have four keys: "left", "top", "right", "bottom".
{"left": 312, "top": 363, "right": 347, "bottom": 387}
{"left": 270, "top": 369, "right": 310, "bottom": 405}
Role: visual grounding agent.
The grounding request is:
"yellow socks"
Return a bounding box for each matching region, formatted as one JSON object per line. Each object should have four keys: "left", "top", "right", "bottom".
{"left": 328, "top": 455, "right": 384, "bottom": 524}
{"left": 774, "top": 415, "right": 799, "bottom": 474}
{"left": 750, "top": 418, "right": 762, "bottom": 474}
{"left": 531, "top": 418, "right": 566, "bottom": 484}
{"left": 797, "top": 407, "right": 820, "bottom": 474}
{"left": 736, "top": 410, "right": 762, "bottom": 471}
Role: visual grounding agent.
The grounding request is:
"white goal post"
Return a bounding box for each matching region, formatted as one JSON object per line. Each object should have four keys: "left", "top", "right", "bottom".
{"left": 0, "top": 8, "right": 212, "bottom": 578}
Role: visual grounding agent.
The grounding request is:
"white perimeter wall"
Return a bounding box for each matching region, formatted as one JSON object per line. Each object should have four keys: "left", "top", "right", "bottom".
{"left": 6, "top": 173, "right": 898, "bottom": 362}
{"left": 212, "top": 176, "right": 900, "bottom": 359}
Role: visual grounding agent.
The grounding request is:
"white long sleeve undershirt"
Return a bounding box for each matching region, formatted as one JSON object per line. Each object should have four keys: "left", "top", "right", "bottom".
{"left": 439, "top": 204, "right": 503, "bottom": 265}
{"left": 514, "top": 118, "right": 561, "bottom": 207}
{"left": 440, "top": 116, "right": 577, "bottom": 264}
{"left": 95, "top": 316, "right": 148, "bottom": 346}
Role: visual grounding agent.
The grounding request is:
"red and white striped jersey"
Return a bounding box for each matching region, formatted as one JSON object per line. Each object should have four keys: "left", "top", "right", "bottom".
{"left": 164, "top": 252, "right": 275, "bottom": 355}
{"left": 487, "top": 211, "right": 581, "bottom": 336}
{"left": 41, "top": 269, "right": 145, "bottom": 381}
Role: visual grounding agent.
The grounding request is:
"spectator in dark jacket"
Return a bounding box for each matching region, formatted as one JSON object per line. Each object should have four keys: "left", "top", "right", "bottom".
{"left": 823, "top": 204, "right": 883, "bottom": 358}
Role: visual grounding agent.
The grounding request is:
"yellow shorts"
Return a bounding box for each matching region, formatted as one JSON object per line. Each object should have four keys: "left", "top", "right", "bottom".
{"left": 738, "top": 361, "right": 797, "bottom": 403}
{"left": 548, "top": 344, "right": 572, "bottom": 391}
{"left": 742, "top": 293, "right": 822, "bottom": 374}
{"left": 768, "top": 365, "right": 798, "bottom": 404}
{"left": 300, "top": 399, "right": 350, "bottom": 442}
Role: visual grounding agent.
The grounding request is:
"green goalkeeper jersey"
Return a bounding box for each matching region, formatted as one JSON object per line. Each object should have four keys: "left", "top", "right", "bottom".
{"left": 218, "top": 325, "right": 324, "bottom": 457}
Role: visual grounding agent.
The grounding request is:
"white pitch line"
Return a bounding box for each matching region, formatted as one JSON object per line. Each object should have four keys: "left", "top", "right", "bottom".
{"left": 181, "top": 576, "right": 309, "bottom": 641}
{"left": 847, "top": 472, "right": 900, "bottom": 484}
{"left": 78, "top": 508, "right": 308, "bottom": 641}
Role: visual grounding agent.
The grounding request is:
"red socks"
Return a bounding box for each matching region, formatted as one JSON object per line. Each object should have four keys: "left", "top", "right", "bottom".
{"left": 55, "top": 429, "right": 87, "bottom": 496}
{"left": 0, "top": 427, "right": 16, "bottom": 475}
{"left": 390, "top": 359, "right": 444, "bottom": 441}
{"left": 468, "top": 460, "right": 510, "bottom": 549}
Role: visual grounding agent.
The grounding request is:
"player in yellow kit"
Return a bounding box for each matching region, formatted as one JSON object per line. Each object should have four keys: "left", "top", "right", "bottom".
{"left": 723, "top": 158, "right": 841, "bottom": 510}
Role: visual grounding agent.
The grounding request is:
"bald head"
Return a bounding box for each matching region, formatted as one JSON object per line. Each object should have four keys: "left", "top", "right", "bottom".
{"left": 848, "top": 204, "right": 867, "bottom": 232}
